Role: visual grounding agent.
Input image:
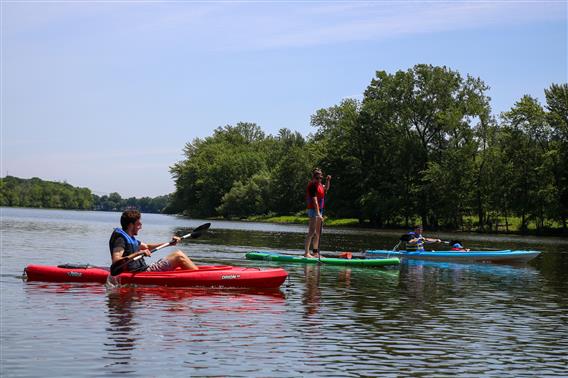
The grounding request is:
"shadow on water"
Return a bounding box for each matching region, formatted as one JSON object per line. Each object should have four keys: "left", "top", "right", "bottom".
{"left": 398, "top": 259, "right": 541, "bottom": 304}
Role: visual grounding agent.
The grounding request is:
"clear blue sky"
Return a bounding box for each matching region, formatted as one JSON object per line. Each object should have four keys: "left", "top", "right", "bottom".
{"left": 2, "top": 1, "right": 566, "bottom": 198}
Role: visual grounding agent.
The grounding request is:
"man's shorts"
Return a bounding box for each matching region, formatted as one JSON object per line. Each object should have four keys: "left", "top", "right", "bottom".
{"left": 146, "top": 258, "right": 174, "bottom": 272}
{"left": 307, "top": 209, "right": 324, "bottom": 218}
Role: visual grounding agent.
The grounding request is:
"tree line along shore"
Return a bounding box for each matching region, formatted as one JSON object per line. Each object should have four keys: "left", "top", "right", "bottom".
{"left": 0, "top": 176, "right": 170, "bottom": 214}
{"left": 2, "top": 65, "right": 566, "bottom": 235}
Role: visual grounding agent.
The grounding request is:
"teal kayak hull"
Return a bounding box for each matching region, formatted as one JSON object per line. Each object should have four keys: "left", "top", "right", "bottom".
{"left": 365, "top": 250, "right": 540, "bottom": 263}
{"left": 246, "top": 251, "right": 400, "bottom": 267}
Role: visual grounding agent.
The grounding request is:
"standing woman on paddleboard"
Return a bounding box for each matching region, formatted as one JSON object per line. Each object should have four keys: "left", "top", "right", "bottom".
{"left": 304, "top": 168, "right": 331, "bottom": 258}
{"left": 109, "top": 209, "right": 198, "bottom": 274}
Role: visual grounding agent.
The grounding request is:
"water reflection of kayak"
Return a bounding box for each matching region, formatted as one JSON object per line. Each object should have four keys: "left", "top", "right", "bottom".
{"left": 365, "top": 249, "right": 540, "bottom": 263}
{"left": 23, "top": 283, "right": 286, "bottom": 302}
{"left": 246, "top": 251, "right": 400, "bottom": 267}
{"left": 403, "top": 258, "right": 539, "bottom": 278}
{"left": 23, "top": 264, "right": 288, "bottom": 288}
{"left": 107, "top": 286, "right": 286, "bottom": 301}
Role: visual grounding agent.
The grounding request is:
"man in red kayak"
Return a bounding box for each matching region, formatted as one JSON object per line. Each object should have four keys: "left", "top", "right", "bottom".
{"left": 304, "top": 168, "right": 331, "bottom": 258}
{"left": 109, "top": 209, "right": 198, "bottom": 274}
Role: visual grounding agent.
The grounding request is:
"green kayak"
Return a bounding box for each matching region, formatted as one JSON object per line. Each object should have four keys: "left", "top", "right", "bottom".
{"left": 246, "top": 251, "right": 400, "bottom": 267}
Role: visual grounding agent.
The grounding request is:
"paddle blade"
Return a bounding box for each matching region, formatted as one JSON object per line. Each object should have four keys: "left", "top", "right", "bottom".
{"left": 180, "top": 223, "right": 211, "bottom": 240}
{"left": 192, "top": 222, "right": 211, "bottom": 233}
{"left": 188, "top": 231, "right": 203, "bottom": 239}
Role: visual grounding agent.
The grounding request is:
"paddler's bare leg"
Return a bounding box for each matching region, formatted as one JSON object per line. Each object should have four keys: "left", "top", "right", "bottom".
{"left": 311, "top": 216, "right": 322, "bottom": 257}
{"left": 165, "top": 250, "right": 198, "bottom": 270}
{"left": 304, "top": 218, "right": 317, "bottom": 258}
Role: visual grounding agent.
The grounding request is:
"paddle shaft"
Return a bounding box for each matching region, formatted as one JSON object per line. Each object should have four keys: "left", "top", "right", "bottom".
{"left": 317, "top": 216, "right": 323, "bottom": 263}
{"left": 129, "top": 232, "right": 191, "bottom": 263}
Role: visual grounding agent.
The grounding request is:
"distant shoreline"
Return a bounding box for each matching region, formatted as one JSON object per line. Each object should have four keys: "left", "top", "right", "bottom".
{"left": 2, "top": 205, "right": 566, "bottom": 237}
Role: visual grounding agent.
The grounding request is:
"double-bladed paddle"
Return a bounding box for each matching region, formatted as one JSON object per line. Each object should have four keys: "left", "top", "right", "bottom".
{"left": 109, "top": 222, "right": 211, "bottom": 276}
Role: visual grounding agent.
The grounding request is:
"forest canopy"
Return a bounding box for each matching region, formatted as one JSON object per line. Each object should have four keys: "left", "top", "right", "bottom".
{"left": 168, "top": 65, "right": 568, "bottom": 233}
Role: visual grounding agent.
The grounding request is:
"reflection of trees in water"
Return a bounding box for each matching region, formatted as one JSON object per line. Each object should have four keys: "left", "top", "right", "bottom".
{"left": 397, "top": 260, "right": 542, "bottom": 319}
{"left": 398, "top": 261, "right": 471, "bottom": 313}
{"left": 104, "top": 289, "right": 141, "bottom": 373}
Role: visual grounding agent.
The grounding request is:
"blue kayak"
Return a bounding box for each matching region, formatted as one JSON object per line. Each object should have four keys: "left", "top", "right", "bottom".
{"left": 365, "top": 250, "right": 540, "bottom": 263}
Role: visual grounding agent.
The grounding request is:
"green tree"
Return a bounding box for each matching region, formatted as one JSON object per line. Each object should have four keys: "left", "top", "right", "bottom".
{"left": 268, "top": 129, "right": 314, "bottom": 215}
{"left": 0, "top": 176, "right": 94, "bottom": 210}
{"left": 545, "top": 83, "right": 568, "bottom": 231}
{"left": 500, "top": 95, "right": 554, "bottom": 232}
{"left": 311, "top": 65, "right": 491, "bottom": 227}
{"left": 311, "top": 99, "right": 367, "bottom": 221}
{"left": 169, "top": 123, "right": 269, "bottom": 217}
{"left": 216, "top": 173, "right": 271, "bottom": 217}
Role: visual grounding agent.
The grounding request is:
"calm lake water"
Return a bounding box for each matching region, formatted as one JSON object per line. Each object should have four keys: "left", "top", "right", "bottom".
{"left": 1, "top": 207, "right": 567, "bottom": 377}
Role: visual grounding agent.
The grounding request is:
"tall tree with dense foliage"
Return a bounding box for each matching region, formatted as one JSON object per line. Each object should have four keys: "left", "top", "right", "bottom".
{"left": 545, "top": 83, "right": 568, "bottom": 231}
{"left": 169, "top": 123, "right": 268, "bottom": 217}
{"left": 311, "top": 99, "right": 366, "bottom": 220}
{"left": 312, "top": 65, "right": 491, "bottom": 227}
{"left": 267, "top": 129, "right": 314, "bottom": 215}
{"left": 499, "top": 95, "right": 554, "bottom": 232}
{"left": 169, "top": 122, "right": 318, "bottom": 217}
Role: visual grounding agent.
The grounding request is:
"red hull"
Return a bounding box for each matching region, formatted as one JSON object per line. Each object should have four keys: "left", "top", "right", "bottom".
{"left": 24, "top": 264, "right": 288, "bottom": 289}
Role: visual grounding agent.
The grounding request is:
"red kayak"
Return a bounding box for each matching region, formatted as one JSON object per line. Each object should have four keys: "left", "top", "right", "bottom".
{"left": 24, "top": 264, "right": 288, "bottom": 289}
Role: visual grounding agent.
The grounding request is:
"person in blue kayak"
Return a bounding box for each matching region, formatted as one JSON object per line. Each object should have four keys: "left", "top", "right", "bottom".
{"left": 450, "top": 240, "right": 470, "bottom": 252}
{"left": 401, "top": 225, "right": 441, "bottom": 251}
{"left": 304, "top": 168, "right": 331, "bottom": 258}
{"left": 109, "top": 209, "right": 198, "bottom": 274}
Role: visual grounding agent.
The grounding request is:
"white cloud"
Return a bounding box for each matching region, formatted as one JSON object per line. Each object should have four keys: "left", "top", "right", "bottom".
{"left": 5, "top": 1, "right": 565, "bottom": 52}
{"left": 242, "top": 2, "right": 565, "bottom": 50}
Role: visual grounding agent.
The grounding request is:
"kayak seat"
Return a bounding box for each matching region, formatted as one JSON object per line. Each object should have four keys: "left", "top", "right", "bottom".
{"left": 57, "top": 263, "right": 94, "bottom": 269}
{"left": 338, "top": 252, "right": 353, "bottom": 259}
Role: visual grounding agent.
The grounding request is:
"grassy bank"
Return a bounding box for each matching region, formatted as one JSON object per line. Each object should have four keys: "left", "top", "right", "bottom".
{"left": 241, "top": 214, "right": 565, "bottom": 235}
{"left": 461, "top": 216, "right": 564, "bottom": 234}
{"left": 246, "top": 215, "right": 359, "bottom": 227}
